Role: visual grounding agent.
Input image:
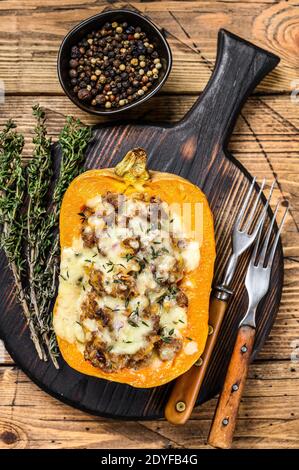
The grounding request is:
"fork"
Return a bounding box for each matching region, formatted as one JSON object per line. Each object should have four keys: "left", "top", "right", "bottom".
{"left": 165, "top": 178, "right": 274, "bottom": 424}
{"left": 208, "top": 199, "right": 289, "bottom": 449}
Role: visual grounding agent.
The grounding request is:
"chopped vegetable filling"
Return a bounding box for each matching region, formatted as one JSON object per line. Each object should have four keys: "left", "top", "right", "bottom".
{"left": 54, "top": 191, "right": 200, "bottom": 372}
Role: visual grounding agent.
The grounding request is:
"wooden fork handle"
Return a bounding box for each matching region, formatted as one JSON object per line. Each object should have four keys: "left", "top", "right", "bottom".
{"left": 165, "top": 296, "right": 228, "bottom": 424}
{"left": 208, "top": 325, "right": 255, "bottom": 449}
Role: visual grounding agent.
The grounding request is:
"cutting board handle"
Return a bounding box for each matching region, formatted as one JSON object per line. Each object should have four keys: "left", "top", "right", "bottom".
{"left": 179, "top": 29, "right": 279, "bottom": 151}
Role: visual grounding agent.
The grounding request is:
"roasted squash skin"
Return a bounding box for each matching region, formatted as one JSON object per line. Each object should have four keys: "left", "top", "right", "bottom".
{"left": 54, "top": 162, "right": 215, "bottom": 388}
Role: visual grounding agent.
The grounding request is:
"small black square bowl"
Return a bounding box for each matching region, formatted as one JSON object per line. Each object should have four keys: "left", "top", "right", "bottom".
{"left": 57, "top": 9, "right": 172, "bottom": 116}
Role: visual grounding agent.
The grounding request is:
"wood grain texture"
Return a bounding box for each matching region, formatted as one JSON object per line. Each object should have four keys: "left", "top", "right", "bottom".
{"left": 0, "top": 361, "right": 298, "bottom": 449}
{"left": 0, "top": 0, "right": 298, "bottom": 450}
{"left": 0, "top": 29, "right": 283, "bottom": 421}
{"left": 0, "top": 1, "right": 298, "bottom": 94}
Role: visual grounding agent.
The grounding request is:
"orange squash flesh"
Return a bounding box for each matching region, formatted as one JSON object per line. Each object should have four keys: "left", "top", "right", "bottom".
{"left": 54, "top": 166, "right": 215, "bottom": 388}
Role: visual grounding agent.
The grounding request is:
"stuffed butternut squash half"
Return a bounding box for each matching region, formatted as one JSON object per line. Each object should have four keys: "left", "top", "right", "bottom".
{"left": 54, "top": 148, "right": 215, "bottom": 388}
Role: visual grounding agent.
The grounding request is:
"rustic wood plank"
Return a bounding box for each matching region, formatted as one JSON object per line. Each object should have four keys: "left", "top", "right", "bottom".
{"left": 0, "top": 1, "right": 298, "bottom": 94}
{"left": 145, "top": 418, "right": 299, "bottom": 449}
{"left": 0, "top": 93, "right": 298, "bottom": 155}
{"left": 0, "top": 93, "right": 298, "bottom": 366}
{"left": 1, "top": 94, "right": 297, "bottom": 236}
{"left": 0, "top": 0, "right": 298, "bottom": 450}
{"left": 0, "top": 29, "right": 285, "bottom": 418}
{"left": 0, "top": 1, "right": 282, "bottom": 9}
{"left": 0, "top": 361, "right": 298, "bottom": 448}
{"left": 1, "top": 362, "right": 298, "bottom": 417}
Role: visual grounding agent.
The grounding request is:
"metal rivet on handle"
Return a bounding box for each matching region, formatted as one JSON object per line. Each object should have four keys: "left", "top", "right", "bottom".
{"left": 194, "top": 357, "right": 203, "bottom": 367}
{"left": 241, "top": 345, "right": 247, "bottom": 353}
{"left": 208, "top": 325, "right": 214, "bottom": 335}
{"left": 232, "top": 383, "right": 239, "bottom": 392}
{"left": 222, "top": 418, "right": 229, "bottom": 426}
{"left": 176, "top": 401, "right": 186, "bottom": 412}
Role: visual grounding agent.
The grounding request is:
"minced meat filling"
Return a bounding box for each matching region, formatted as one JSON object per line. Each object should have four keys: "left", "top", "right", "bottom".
{"left": 55, "top": 191, "right": 200, "bottom": 372}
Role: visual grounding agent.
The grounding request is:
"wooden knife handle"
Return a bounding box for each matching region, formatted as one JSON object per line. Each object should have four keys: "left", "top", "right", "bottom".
{"left": 208, "top": 325, "right": 255, "bottom": 449}
{"left": 165, "top": 296, "right": 228, "bottom": 424}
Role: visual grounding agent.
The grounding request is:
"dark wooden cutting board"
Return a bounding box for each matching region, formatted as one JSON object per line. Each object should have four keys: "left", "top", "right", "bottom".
{"left": 0, "top": 30, "right": 282, "bottom": 419}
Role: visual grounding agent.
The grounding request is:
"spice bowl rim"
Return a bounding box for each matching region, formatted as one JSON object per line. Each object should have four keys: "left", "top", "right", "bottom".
{"left": 57, "top": 9, "right": 173, "bottom": 116}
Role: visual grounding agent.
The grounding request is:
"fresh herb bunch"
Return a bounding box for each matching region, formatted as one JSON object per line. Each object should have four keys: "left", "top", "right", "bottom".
{"left": 0, "top": 120, "right": 46, "bottom": 360}
{"left": 0, "top": 108, "right": 92, "bottom": 366}
{"left": 39, "top": 117, "right": 92, "bottom": 359}
{"left": 0, "top": 120, "right": 25, "bottom": 267}
{"left": 54, "top": 117, "right": 92, "bottom": 205}
{"left": 26, "top": 105, "right": 57, "bottom": 366}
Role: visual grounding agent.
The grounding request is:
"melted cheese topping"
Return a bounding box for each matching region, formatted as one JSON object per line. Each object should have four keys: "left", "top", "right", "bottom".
{"left": 54, "top": 192, "right": 201, "bottom": 370}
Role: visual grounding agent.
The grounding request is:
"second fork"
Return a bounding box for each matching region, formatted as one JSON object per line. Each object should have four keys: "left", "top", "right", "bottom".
{"left": 165, "top": 178, "right": 274, "bottom": 424}
{"left": 208, "top": 198, "right": 289, "bottom": 448}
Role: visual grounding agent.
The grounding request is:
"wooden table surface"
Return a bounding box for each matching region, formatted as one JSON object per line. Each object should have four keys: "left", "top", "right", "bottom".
{"left": 0, "top": 0, "right": 298, "bottom": 449}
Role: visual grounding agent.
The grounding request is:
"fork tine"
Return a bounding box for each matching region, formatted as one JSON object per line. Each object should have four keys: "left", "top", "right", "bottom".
{"left": 243, "top": 178, "right": 266, "bottom": 233}
{"left": 250, "top": 204, "right": 267, "bottom": 266}
{"left": 258, "top": 201, "right": 280, "bottom": 267}
{"left": 266, "top": 200, "right": 289, "bottom": 268}
{"left": 250, "top": 180, "right": 276, "bottom": 240}
{"left": 235, "top": 177, "right": 256, "bottom": 229}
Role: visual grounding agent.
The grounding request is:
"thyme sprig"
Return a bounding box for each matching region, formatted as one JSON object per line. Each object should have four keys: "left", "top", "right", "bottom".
{"left": 26, "top": 105, "right": 60, "bottom": 367}
{"left": 43, "top": 117, "right": 92, "bottom": 275}
{"left": 0, "top": 109, "right": 92, "bottom": 366}
{"left": 36, "top": 116, "right": 92, "bottom": 359}
{"left": 0, "top": 120, "right": 45, "bottom": 360}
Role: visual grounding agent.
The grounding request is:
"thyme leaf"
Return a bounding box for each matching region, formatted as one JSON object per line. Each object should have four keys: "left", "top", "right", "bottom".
{"left": 0, "top": 109, "right": 92, "bottom": 367}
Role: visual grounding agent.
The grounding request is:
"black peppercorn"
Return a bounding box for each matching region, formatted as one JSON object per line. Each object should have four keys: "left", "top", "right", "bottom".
{"left": 78, "top": 88, "right": 91, "bottom": 100}
{"left": 69, "top": 59, "right": 79, "bottom": 68}
{"left": 68, "top": 20, "right": 161, "bottom": 109}
{"left": 113, "top": 59, "right": 121, "bottom": 68}
{"left": 69, "top": 69, "right": 78, "bottom": 78}
{"left": 95, "top": 94, "right": 106, "bottom": 105}
{"left": 71, "top": 46, "right": 80, "bottom": 58}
